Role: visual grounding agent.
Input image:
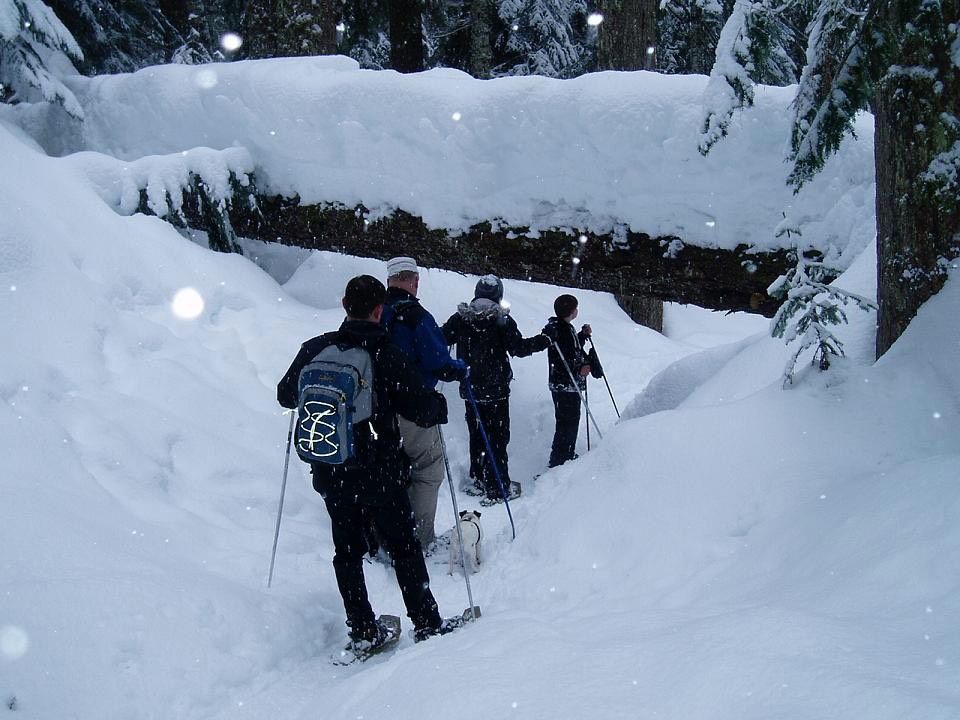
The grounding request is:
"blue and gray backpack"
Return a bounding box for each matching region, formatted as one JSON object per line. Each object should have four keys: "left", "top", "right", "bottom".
{"left": 295, "top": 343, "right": 374, "bottom": 465}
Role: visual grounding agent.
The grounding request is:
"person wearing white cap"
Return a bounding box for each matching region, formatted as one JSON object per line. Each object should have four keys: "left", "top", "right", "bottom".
{"left": 383, "top": 257, "right": 468, "bottom": 549}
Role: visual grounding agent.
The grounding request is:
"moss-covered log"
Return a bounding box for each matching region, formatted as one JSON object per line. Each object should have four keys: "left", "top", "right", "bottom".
{"left": 225, "top": 195, "right": 806, "bottom": 316}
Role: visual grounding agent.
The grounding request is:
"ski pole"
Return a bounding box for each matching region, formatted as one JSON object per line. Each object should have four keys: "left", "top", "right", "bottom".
{"left": 588, "top": 338, "right": 620, "bottom": 419}
{"left": 549, "top": 338, "right": 603, "bottom": 440}
{"left": 267, "top": 411, "right": 296, "bottom": 588}
{"left": 585, "top": 383, "right": 591, "bottom": 451}
{"left": 437, "top": 425, "right": 478, "bottom": 621}
{"left": 464, "top": 379, "right": 516, "bottom": 540}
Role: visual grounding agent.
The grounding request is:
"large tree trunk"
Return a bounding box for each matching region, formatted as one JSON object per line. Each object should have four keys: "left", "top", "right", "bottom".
{"left": 469, "top": 0, "right": 494, "bottom": 78}
{"left": 596, "top": 0, "right": 661, "bottom": 327}
{"left": 389, "top": 0, "right": 424, "bottom": 72}
{"left": 874, "top": 0, "right": 960, "bottom": 358}
{"left": 597, "top": 0, "right": 658, "bottom": 71}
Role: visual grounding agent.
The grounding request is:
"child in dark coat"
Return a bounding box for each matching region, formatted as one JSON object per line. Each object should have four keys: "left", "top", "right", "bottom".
{"left": 541, "top": 294, "right": 592, "bottom": 468}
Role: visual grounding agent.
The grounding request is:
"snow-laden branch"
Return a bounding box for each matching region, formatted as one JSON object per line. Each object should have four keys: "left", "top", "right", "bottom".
{"left": 0, "top": 0, "right": 84, "bottom": 118}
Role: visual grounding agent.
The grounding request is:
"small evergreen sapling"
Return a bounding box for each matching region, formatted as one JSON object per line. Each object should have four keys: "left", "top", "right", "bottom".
{"left": 769, "top": 255, "right": 876, "bottom": 386}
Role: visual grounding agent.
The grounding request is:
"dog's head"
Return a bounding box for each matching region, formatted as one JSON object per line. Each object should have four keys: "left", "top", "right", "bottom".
{"left": 459, "top": 510, "right": 481, "bottom": 522}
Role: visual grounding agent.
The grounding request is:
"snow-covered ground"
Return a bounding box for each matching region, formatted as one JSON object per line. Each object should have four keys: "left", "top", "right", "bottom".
{"left": 2, "top": 61, "right": 959, "bottom": 720}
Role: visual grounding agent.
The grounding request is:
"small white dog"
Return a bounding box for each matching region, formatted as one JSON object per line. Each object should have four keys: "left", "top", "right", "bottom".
{"left": 449, "top": 510, "right": 483, "bottom": 575}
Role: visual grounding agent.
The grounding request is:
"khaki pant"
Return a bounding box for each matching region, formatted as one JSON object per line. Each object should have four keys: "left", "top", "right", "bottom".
{"left": 398, "top": 416, "right": 445, "bottom": 547}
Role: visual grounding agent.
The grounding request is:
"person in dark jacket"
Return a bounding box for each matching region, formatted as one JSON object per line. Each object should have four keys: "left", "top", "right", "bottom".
{"left": 541, "top": 293, "right": 592, "bottom": 468}
{"left": 443, "top": 275, "right": 549, "bottom": 503}
{"left": 277, "top": 275, "right": 460, "bottom": 646}
{"left": 381, "top": 257, "right": 468, "bottom": 549}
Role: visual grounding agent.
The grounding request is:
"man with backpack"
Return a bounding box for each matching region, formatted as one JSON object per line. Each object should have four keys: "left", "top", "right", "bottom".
{"left": 382, "top": 257, "right": 468, "bottom": 549}
{"left": 277, "top": 275, "right": 462, "bottom": 650}
{"left": 442, "top": 275, "right": 549, "bottom": 504}
{"left": 541, "top": 293, "right": 592, "bottom": 468}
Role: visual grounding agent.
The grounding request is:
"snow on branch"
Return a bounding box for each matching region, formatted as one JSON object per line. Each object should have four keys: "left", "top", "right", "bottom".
{"left": 699, "top": 0, "right": 754, "bottom": 154}
{"left": 699, "top": 0, "right": 796, "bottom": 155}
{"left": 0, "top": 0, "right": 84, "bottom": 118}
{"left": 68, "top": 146, "right": 256, "bottom": 253}
{"left": 787, "top": 0, "right": 874, "bottom": 190}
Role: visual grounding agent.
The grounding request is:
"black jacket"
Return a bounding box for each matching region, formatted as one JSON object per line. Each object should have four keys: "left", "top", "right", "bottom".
{"left": 277, "top": 320, "right": 447, "bottom": 504}
{"left": 541, "top": 316, "right": 588, "bottom": 392}
{"left": 442, "top": 298, "right": 549, "bottom": 401}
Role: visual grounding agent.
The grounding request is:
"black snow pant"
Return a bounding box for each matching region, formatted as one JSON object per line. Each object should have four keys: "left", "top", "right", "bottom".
{"left": 549, "top": 391, "right": 581, "bottom": 468}
{"left": 323, "top": 490, "right": 441, "bottom": 639}
{"left": 465, "top": 397, "right": 511, "bottom": 498}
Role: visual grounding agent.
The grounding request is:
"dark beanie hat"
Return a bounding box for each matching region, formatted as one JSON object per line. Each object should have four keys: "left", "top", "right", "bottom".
{"left": 343, "top": 274, "right": 387, "bottom": 318}
{"left": 554, "top": 293, "right": 578, "bottom": 318}
{"left": 474, "top": 274, "right": 504, "bottom": 303}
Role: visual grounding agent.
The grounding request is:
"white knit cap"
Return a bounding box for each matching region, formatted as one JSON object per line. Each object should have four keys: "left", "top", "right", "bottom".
{"left": 386, "top": 256, "right": 418, "bottom": 277}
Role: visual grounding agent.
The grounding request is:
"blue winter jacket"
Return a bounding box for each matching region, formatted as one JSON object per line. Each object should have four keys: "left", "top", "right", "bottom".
{"left": 383, "top": 286, "right": 466, "bottom": 389}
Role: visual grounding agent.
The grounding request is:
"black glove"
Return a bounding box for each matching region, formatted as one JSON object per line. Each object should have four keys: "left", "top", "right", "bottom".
{"left": 587, "top": 346, "right": 604, "bottom": 378}
{"left": 452, "top": 364, "right": 470, "bottom": 382}
{"left": 434, "top": 392, "right": 449, "bottom": 425}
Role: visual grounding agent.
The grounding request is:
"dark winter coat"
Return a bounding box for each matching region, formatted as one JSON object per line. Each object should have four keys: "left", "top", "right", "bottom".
{"left": 442, "top": 298, "right": 549, "bottom": 401}
{"left": 382, "top": 286, "right": 465, "bottom": 389}
{"left": 277, "top": 320, "right": 448, "bottom": 505}
{"left": 541, "top": 316, "right": 588, "bottom": 392}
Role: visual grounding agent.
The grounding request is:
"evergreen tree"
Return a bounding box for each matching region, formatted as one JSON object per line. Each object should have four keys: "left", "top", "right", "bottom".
{"left": 47, "top": 0, "right": 185, "bottom": 73}
{"left": 769, "top": 256, "right": 876, "bottom": 385}
{"left": 495, "top": 0, "right": 592, "bottom": 77}
{"left": 699, "top": 0, "right": 798, "bottom": 153}
{"left": 274, "top": 0, "right": 337, "bottom": 56}
{"left": 658, "top": 0, "right": 724, "bottom": 76}
{"left": 703, "top": 0, "right": 960, "bottom": 360}
{"left": 340, "top": 0, "right": 390, "bottom": 69}
{"left": 0, "top": 0, "right": 84, "bottom": 117}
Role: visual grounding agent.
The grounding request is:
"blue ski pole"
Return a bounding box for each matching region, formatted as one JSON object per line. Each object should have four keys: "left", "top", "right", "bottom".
{"left": 464, "top": 379, "right": 516, "bottom": 540}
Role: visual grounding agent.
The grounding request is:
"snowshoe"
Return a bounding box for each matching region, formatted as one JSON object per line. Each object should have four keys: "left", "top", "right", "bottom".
{"left": 413, "top": 607, "right": 482, "bottom": 643}
{"left": 462, "top": 480, "right": 485, "bottom": 497}
{"left": 479, "top": 481, "right": 521, "bottom": 506}
{"left": 333, "top": 615, "right": 402, "bottom": 665}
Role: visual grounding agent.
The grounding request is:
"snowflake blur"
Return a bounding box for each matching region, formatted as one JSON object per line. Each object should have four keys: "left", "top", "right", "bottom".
{"left": 194, "top": 68, "right": 218, "bottom": 89}
{"left": 0, "top": 626, "right": 29, "bottom": 659}
{"left": 172, "top": 287, "right": 205, "bottom": 319}
{"left": 220, "top": 32, "right": 243, "bottom": 52}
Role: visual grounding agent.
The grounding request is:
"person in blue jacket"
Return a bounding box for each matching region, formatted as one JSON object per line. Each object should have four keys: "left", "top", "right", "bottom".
{"left": 382, "top": 257, "right": 468, "bottom": 549}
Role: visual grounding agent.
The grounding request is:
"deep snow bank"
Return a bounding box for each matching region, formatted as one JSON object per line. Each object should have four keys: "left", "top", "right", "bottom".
{"left": 8, "top": 56, "right": 875, "bottom": 264}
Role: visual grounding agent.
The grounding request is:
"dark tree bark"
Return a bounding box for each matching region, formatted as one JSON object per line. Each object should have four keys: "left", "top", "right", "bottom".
{"left": 597, "top": 0, "right": 658, "bottom": 71}
{"left": 389, "top": 0, "right": 424, "bottom": 72}
{"left": 469, "top": 0, "right": 494, "bottom": 78}
{"left": 874, "top": 0, "right": 960, "bottom": 358}
{"left": 596, "top": 0, "right": 662, "bottom": 327}
{"left": 615, "top": 293, "right": 664, "bottom": 331}
{"left": 217, "top": 196, "right": 801, "bottom": 315}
